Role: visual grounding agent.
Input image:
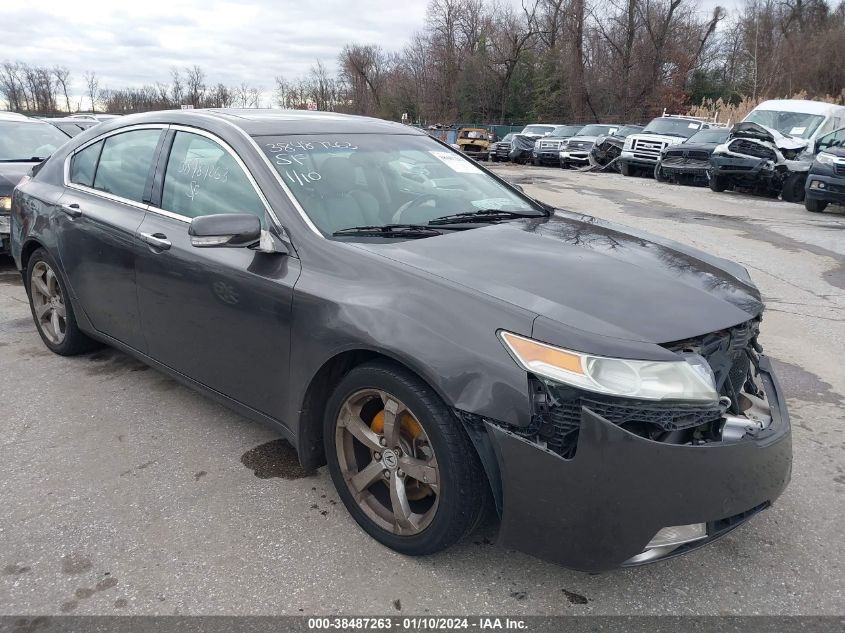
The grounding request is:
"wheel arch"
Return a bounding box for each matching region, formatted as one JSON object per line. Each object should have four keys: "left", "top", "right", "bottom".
{"left": 20, "top": 237, "right": 47, "bottom": 273}
{"left": 296, "top": 347, "right": 457, "bottom": 471}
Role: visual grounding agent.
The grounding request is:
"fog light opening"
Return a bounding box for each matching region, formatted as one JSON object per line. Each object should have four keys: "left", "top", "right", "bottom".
{"left": 625, "top": 523, "right": 708, "bottom": 565}
{"left": 647, "top": 523, "right": 707, "bottom": 549}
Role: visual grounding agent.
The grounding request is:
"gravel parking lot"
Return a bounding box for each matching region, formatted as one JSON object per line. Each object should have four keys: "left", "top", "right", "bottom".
{"left": 1, "top": 165, "right": 843, "bottom": 616}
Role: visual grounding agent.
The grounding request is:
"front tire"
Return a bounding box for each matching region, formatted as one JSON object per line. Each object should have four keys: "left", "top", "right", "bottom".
{"left": 781, "top": 172, "right": 806, "bottom": 203}
{"left": 324, "top": 360, "right": 487, "bottom": 556}
{"left": 620, "top": 161, "right": 635, "bottom": 177}
{"left": 25, "top": 248, "right": 98, "bottom": 356}
{"left": 805, "top": 197, "right": 827, "bottom": 213}
{"left": 654, "top": 164, "right": 668, "bottom": 182}
{"left": 709, "top": 174, "right": 728, "bottom": 192}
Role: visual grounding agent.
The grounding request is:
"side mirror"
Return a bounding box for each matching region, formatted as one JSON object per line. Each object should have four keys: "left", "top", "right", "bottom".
{"left": 189, "top": 213, "right": 261, "bottom": 248}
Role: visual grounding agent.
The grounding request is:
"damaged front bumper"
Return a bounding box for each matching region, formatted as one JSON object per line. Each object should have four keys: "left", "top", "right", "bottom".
{"left": 469, "top": 355, "right": 791, "bottom": 572}
{"left": 709, "top": 154, "right": 780, "bottom": 185}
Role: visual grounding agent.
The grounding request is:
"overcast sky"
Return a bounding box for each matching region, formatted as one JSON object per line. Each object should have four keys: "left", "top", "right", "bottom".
{"left": 3, "top": 0, "right": 737, "bottom": 105}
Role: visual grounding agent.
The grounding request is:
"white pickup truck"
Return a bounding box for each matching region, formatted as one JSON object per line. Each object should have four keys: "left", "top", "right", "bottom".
{"left": 619, "top": 116, "right": 710, "bottom": 176}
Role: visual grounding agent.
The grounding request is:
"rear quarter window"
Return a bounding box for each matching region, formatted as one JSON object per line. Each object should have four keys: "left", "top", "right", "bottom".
{"left": 69, "top": 140, "right": 103, "bottom": 188}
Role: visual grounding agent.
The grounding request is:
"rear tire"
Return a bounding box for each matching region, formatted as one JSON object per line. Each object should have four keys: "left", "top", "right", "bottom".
{"left": 324, "top": 360, "right": 487, "bottom": 556}
{"left": 805, "top": 197, "right": 828, "bottom": 213}
{"left": 25, "top": 248, "right": 98, "bottom": 356}
{"left": 709, "top": 174, "right": 728, "bottom": 192}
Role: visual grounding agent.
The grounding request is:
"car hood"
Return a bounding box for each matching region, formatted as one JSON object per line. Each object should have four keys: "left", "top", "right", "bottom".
{"left": 664, "top": 141, "right": 721, "bottom": 153}
{"left": 633, "top": 133, "right": 688, "bottom": 145}
{"left": 596, "top": 135, "right": 625, "bottom": 147}
{"left": 357, "top": 213, "right": 762, "bottom": 350}
{"left": 822, "top": 145, "right": 845, "bottom": 158}
{"left": 731, "top": 122, "right": 809, "bottom": 152}
{"left": 566, "top": 135, "right": 600, "bottom": 143}
{"left": 0, "top": 163, "right": 31, "bottom": 197}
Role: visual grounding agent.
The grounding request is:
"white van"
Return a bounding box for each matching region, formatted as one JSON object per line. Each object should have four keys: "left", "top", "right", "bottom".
{"left": 742, "top": 99, "right": 845, "bottom": 146}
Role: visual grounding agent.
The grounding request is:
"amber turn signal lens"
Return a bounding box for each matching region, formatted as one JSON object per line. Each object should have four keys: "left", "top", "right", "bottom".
{"left": 499, "top": 331, "right": 584, "bottom": 375}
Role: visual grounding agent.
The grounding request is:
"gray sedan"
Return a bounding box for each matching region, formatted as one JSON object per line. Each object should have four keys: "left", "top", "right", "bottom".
{"left": 8, "top": 109, "right": 791, "bottom": 571}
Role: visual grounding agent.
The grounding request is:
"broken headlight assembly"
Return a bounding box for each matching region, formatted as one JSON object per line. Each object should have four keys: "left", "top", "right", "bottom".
{"left": 499, "top": 331, "right": 718, "bottom": 402}
{"left": 816, "top": 151, "right": 838, "bottom": 166}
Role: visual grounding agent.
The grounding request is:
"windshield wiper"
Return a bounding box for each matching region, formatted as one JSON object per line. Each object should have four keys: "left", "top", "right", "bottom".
{"left": 332, "top": 224, "right": 443, "bottom": 238}
{"left": 0, "top": 157, "right": 47, "bottom": 163}
{"left": 428, "top": 209, "right": 541, "bottom": 226}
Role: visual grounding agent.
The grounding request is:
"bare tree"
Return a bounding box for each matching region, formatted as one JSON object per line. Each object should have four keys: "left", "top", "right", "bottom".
{"left": 84, "top": 71, "right": 99, "bottom": 112}
{"left": 53, "top": 66, "right": 72, "bottom": 112}
{"left": 184, "top": 65, "right": 206, "bottom": 107}
{"left": 170, "top": 67, "right": 183, "bottom": 105}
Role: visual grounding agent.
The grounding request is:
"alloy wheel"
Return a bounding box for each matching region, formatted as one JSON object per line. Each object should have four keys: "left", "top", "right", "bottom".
{"left": 335, "top": 389, "right": 440, "bottom": 535}
{"left": 30, "top": 261, "right": 66, "bottom": 345}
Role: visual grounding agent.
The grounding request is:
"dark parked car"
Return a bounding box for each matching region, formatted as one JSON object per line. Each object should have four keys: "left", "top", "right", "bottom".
{"left": 709, "top": 122, "right": 811, "bottom": 202}
{"left": 509, "top": 124, "right": 560, "bottom": 164}
{"left": 10, "top": 109, "right": 792, "bottom": 572}
{"left": 489, "top": 132, "right": 514, "bottom": 162}
{"left": 655, "top": 128, "right": 730, "bottom": 185}
{"left": 588, "top": 124, "right": 643, "bottom": 171}
{"left": 559, "top": 124, "right": 622, "bottom": 169}
{"left": 0, "top": 113, "right": 70, "bottom": 255}
{"left": 804, "top": 127, "right": 845, "bottom": 212}
{"left": 531, "top": 125, "right": 583, "bottom": 166}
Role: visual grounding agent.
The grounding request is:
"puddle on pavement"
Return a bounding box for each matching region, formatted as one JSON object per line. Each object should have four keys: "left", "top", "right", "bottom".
{"left": 241, "top": 438, "right": 316, "bottom": 480}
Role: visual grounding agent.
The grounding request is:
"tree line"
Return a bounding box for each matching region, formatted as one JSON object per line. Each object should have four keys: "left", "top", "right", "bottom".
{"left": 2, "top": 0, "right": 844, "bottom": 125}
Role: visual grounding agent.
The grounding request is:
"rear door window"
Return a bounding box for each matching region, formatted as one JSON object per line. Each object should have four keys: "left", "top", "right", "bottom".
{"left": 92, "top": 129, "right": 163, "bottom": 203}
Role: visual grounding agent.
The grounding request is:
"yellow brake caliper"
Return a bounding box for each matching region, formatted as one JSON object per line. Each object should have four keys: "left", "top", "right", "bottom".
{"left": 370, "top": 409, "right": 432, "bottom": 500}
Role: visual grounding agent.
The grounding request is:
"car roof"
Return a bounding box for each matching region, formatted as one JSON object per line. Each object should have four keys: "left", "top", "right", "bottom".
{"left": 753, "top": 99, "right": 845, "bottom": 116}
{"left": 104, "top": 108, "right": 425, "bottom": 136}
{"left": 0, "top": 112, "right": 30, "bottom": 121}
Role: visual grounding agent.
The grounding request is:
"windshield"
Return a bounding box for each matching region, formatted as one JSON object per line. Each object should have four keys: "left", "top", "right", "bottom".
{"left": 0, "top": 120, "right": 69, "bottom": 161}
{"left": 615, "top": 125, "right": 643, "bottom": 138}
{"left": 257, "top": 134, "right": 542, "bottom": 236}
{"left": 642, "top": 118, "right": 703, "bottom": 138}
{"left": 687, "top": 128, "right": 730, "bottom": 144}
{"left": 500, "top": 133, "right": 514, "bottom": 143}
{"left": 576, "top": 124, "right": 618, "bottom": 137}
{"left": 521, "top": 125, "right": 556, "bottom": 136}
{"left": 550, "top": 125, "right": 583, "bottom": 137}
{"left": 743, "top": 109, "right": 825, "bottom": 139}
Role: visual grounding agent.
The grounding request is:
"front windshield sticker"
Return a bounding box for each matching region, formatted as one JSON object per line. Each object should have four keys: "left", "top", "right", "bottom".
{"left": 688, "top": 123, "right": 700, "bottom": 129}
{"left": 429, "top": 151, "right": 482, "bottom": 174}
{"left": 789, "top": 127, "right": 806, "bottom": 136}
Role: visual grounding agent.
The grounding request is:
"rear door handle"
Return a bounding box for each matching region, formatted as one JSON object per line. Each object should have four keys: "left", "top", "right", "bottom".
{"left": 60, "top": 203, "right": 82, "bottom": 219}
{"left": 140, "top": 232, "right": 171, "bottom": 250}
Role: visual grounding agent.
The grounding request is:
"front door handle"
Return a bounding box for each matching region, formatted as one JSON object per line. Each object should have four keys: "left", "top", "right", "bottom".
{"left": 140, "top": 232, "right": 172, "bottom": 250}
{"left": 60, "top": 203, "right": 82, "bottom": 218}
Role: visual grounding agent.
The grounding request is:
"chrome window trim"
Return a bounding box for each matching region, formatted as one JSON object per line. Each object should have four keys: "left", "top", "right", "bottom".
{"left": 189, "top": 111, "right": 324, "bottom": 238}
{"left": 63, "top": 124, "right": 168, "bottom": 211}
